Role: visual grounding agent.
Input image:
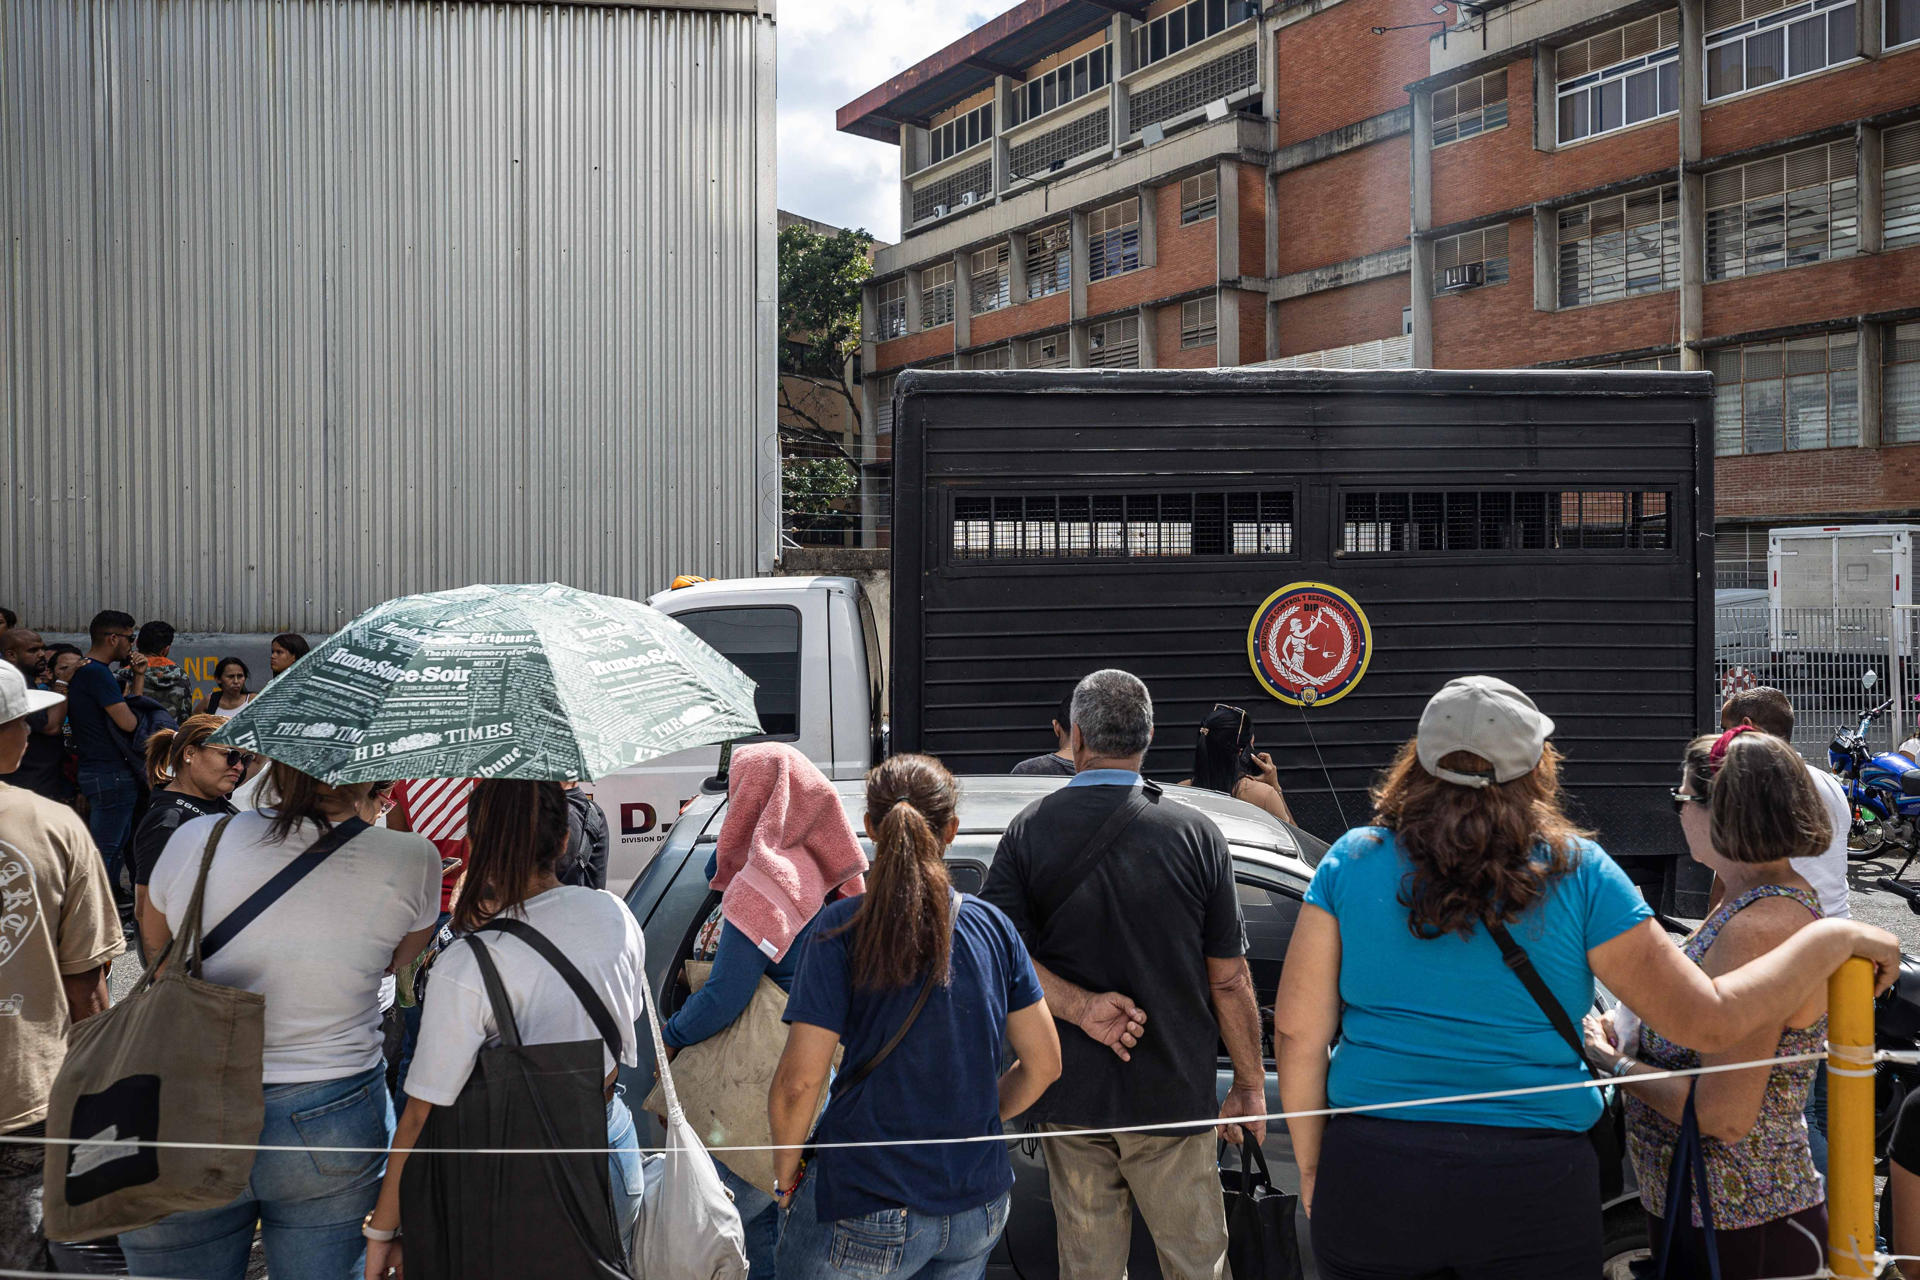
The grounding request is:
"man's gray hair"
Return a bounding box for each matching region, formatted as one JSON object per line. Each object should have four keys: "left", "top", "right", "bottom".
{"left": 1071, "top": 669, "right": 1153, "bottom": 758}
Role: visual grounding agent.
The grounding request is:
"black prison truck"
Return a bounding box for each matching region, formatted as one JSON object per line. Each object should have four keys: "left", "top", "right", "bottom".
{"left": 887, "top": 367, "right": 1715, "bottom": 909}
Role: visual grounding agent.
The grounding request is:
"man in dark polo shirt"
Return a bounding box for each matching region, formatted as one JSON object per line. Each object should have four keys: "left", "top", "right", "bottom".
{"left": 982, "top": 669, "right": 1265, "bottom": 1280}
{"left": 1010, "top": 691, "right": 1076, "bottom": 778}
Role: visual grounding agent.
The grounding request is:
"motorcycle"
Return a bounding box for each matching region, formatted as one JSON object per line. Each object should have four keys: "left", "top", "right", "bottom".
{"left": 1827, "top": 697, "right": 1920, "bottom": 880}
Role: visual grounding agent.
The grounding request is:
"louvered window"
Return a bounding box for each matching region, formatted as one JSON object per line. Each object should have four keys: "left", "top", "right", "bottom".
{"left": 1088, "top": 198, "right": 1142, "bottom": 281}
{"left": 1087, "top": 316, "right": 1140, "bottom": 368}
{"left": 1432, "top": 225, "right": 1510, "bottom": 292}
{"left": 1026, "top": 333, "right": 1069, "bottom": 368}
{"left": 1432, "top": 71, "right": 1509, "bottom": 147}
{"left": 1556, "top": 13, "right": 1680, "bottom": 144}
{"left": 1182, "top": 171, "right": 1219, "bottom": 223}
{"left": 1558, "top": 185, "right": 1681, "bottom": 307}
{"left": 921, "top": 262, "right": 957, "bottom": 330}
{"left": 1887, "top": 323, "right": 1920, "bottom": 444}
{"left": 969, "top": 346, "right": 1013, "bottom": 369}
{"left": 969, "top": 244, "right": 1010, "bottom": 315}
{"left": 1705, "top": 0, "right": 1857, "bottom": 100}
{"left": 1011, "top": 44, "right": 1113, "bottom": 126}
{"left": 1705, "top": 141, "right": 1856, "bottom": 279}
{"left": 1182, "top": 297, "right": 1218, "bottom": 348}
{"left": 953, "top": 490, "right": 1293, "bottom": 562}
{"left": 875, "top": 279, "right": 907, "bottom": 340}
{"left": 1707, "top": 332, "right": 1859, "bottom": 455}
{"left": 871, "top": 374, "right": 897, "bottom": 436}
{"left": 1027, "top": 224, "right": 1071, "bottom": 299}
{"left": 924, "top": 103, "right": 995, "bottom": 170}
{"left": 1885, "top": 122, "right": 1920, "bottom": 250}
{"left": 1340, "top": 491, "right": 1671, "bottom": 553}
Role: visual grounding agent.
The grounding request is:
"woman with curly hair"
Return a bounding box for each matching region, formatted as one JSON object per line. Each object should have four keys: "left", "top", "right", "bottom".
{"left": 1275, "top": 676, "right": 1898, "bottom": 1279}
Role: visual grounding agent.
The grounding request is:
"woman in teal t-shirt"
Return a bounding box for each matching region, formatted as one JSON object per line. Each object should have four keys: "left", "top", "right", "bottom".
{"left": 1275, "top": 675, "right": 1898, "bottom": 1280}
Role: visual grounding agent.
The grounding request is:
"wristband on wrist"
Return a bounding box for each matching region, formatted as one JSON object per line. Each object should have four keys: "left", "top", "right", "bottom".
{"left": 1609, "top": 1056, "right": 1634, "bottom": 1078}
{"left": 362, "top": 1213, "right": 400, "bottom": 1243}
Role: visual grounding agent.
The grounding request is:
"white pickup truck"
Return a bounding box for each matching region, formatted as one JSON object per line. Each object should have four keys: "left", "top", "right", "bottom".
{"left": 591, "top": 576, "right": 886, "bottom": 890}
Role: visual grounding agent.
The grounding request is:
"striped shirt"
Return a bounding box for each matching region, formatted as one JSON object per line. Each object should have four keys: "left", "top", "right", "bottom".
{"left": 390, "top": 777, "right": 474, "bottom": 913}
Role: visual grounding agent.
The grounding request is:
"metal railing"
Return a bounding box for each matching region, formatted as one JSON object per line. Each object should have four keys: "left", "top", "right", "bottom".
{"left": 1715, "top": 604, "right": 1920, "bottom": 757}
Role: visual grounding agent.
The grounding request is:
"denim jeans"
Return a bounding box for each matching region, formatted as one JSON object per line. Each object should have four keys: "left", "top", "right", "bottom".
{"left": 716, "top": 1156, "right": 780, "bottom": 1279}
{"left": 119, "top": 1065, "right": 393, "bottom": 1280}
{"left": 1805, "top": 1066, "right": 1828, "bottom": 1175}
{"left": 607, "top": 1089, "right": 644, "bottom": 1235}
{"left": 393, "top": 912, "right": 453, "bottom": 1104}
{"left": 776, "top": 1176, "right": 1010, "bottom": 1280}
{"left": 76, "top": 763, "right": 140, "bottom": 894}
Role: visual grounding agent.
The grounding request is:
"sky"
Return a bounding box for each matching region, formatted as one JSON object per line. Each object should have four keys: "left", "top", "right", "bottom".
{"left": 777, "top": 0, "right": 1006, "bottom": 243}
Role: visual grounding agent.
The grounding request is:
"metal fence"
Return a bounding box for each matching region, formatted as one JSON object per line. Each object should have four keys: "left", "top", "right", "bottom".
{"left": 1715, "top": 604, "right": 1920, "bottom": 759}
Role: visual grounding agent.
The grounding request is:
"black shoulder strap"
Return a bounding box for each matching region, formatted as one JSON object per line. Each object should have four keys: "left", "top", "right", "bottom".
{"left": 201, "top": 817, "right": 370, "bottom": 960}
{"left": 463, "top": 933, "right": 524, "bottom": 1048}
{"left": 480, "top": 916, "right": 625, "bottom": 1060}
{"left": 1487, "top": 919, "right": 1600, "bottom": 1080}
{"left": 1033, "top": 782, "right": 1157, "bottom": 923}
{"left": 834, "top": 958, "right": 942, "bottom": 1098}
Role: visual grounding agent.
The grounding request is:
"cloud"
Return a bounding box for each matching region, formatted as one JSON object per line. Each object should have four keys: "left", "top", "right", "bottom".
{"left": 777, "top": 0, "right": 1008, "bottom": 242}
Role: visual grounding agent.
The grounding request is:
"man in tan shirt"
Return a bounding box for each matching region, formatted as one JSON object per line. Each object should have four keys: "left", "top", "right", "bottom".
{"left": 0, "top": 661, "right": 124, "bottom": 1270}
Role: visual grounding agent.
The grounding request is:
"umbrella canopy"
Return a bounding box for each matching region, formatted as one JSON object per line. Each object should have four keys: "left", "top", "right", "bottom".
{"left": 211, "top": 583, "right": 761, "bottom": 784}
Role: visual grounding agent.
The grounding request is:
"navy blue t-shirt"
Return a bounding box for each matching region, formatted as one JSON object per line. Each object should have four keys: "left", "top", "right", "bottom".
{"left": 65, "top": 660, "right": 128, "bottom": 768}
{"left": 783, "top": 893, "right": 1046, "bottom": 1221}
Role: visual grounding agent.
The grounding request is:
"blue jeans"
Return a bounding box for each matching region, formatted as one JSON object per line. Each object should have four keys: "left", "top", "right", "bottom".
{"left": 607, "top": 1090, "right": 644, "bottom": 1235}
{"left": 776, "top": 1177, "right": 1010, "bottom": 1280}
{"left": 77, "top": 763, "right": 140, "bottom": 894}
{"left": 1805, "top": 1066, "right": 1828, "bottom": 1175}
{"left": 393, "top": 912, "right": 454, "bottom": 1104}
{"left": 716, "top": 1156, "right": 780, "bottom": 1278}
{"left": 119, "top": 1065, "right": 392, "bottom": 1280}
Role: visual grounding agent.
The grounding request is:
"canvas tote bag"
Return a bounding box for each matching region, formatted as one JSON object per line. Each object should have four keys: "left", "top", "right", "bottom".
{"left": 42, "top": 816, "right": 265, "bottom": 1240}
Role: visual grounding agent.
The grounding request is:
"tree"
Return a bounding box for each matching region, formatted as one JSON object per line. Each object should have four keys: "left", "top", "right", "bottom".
{"left": 778, "top": 222, "right": 873, "bottom": 468}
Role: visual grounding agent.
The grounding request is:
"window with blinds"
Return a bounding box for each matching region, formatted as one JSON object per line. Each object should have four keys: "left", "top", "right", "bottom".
{"left": 1027, "top": 224, "right": 1071, "bottom": 299}
{"left": 1087, "top": 316, "right": 1140, "bottom": 368}
{"left": 875, "top": 278, "right": 908, "bottom": 340}
{"left": 1433, "top": 225, "right": 1510, "bottom": 292}
{"left": 1888, "top": 323, "right": 1920, "bottom": 445}
{"left": 1182, "top": 171, "right": 1219, "bottom": 223}
{"left": 921, "top": 262, "right": 957, "bottom": 330}
{"left": 1886, "top": 122, "right": 1920, "bottom": 250}
{"left": 1088, "top": 198, "right": 1142, "bottom": 281}
{"left": 1705, "top": 0, "right": 1856, "bottom": 100}
{"left": 1340, "top": 491, "right": 1672, "bottom": 553}
{"left": 1706, "top": 332, "right": 1859, "bottom": 455}
{"left": 1704, "top": 141, "right": 1856, "bottom": 280}
{"left": 1182, "top": 297, "right": 1218, "bottom": 348}
{"left": 1432, "top": 71, "right": 1508, "bottom": 147}
{"left": 1556, "top": 13, "right": 1679, "bottom": 144}
{"left": 969, "top": 346, "right": 1013, "bottom": 369}
{"left": 871, "top": 374, "right": 897, "bottom": 436}
{"left": 1558, "top": 185, "right": 1681, "bottom": 307}
{"left": 969, "top": 244, "right": 1010, "bottom": 315}
{"left": 1027, "top": 333, "right": 1069, "bottom": 368}
{"left": 952, "top": 490, "right": 1294, "bottom": 562}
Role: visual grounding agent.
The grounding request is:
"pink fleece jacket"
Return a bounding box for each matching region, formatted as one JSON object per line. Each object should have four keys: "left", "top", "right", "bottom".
{"left": 710, "top": 743, "right": 868, "bottom": 962}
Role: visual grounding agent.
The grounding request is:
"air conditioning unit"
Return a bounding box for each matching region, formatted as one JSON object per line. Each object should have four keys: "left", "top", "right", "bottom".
{"left": 1440, "top": 262, "right": 1484, "bottom": 291}
{"left": 933, "top": 203, "right": 949, "bottom": 218}
{"left": 1205, "top": 99, "right": 1231, "bottom": 121}
{"left": 959, "top": 191, "right": 977, "bottom": 206}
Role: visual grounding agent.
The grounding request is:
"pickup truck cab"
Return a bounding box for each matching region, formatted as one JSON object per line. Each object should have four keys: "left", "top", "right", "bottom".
{"left": 590, "top": 575, "right": 885, "bottom": 890}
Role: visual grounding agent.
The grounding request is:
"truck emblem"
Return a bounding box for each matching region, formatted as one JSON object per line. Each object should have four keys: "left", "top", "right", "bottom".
{"left": 1247, "top": 583, "right": 1372, "bottom": 708}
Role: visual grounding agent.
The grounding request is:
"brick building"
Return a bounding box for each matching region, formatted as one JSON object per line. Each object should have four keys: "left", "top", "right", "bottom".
{"left": 838, "top": 0, "right": 1920, "bottom": 568}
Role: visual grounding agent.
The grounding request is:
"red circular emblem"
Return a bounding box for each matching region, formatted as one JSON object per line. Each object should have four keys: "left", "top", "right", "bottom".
{"left": 1247, "top": 583, "right": 1373, "bottom": 708}
{"left": 1721, "top": 664, "right": 1757, "bottom": 702}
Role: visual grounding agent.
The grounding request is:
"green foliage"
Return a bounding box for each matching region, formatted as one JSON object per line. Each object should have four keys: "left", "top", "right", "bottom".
{"left": 778, "top": 222, "right": 873, "bottom": 384}
{"left": 783, "top": 456, "right": 859, "bottom": 518}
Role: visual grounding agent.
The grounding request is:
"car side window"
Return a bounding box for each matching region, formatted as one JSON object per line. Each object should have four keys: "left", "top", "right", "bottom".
{"left": 1233, "top": 876, "right": 1302, "bottom": 1063}
{"left": 674, "top": 606, "right": 802, "bottom": 738}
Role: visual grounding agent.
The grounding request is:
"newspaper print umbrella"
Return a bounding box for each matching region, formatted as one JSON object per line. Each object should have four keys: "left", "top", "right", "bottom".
{"left": 211, "top": 583, "right": 761, "bottom": 784}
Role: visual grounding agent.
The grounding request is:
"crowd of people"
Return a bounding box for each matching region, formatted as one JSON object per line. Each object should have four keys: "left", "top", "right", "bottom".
{"left": 0, "top": 601, "right": 1910, "bottom": 1280}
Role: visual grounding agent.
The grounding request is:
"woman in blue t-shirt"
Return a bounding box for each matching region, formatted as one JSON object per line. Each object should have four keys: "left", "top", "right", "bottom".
{"left": 770, "top": 753, "right": 1062, "bottom": 1280}
{"left": 1275, "top": 675, "right": 1898, "bottom": 1279}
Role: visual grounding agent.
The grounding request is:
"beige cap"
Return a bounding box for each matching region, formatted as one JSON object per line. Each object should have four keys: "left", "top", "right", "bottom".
{"left": 1415, "top": 675, "right": 1555, "bottom": 788}
{"left": 0, "top": 662, "right": 64, "bottom": 724}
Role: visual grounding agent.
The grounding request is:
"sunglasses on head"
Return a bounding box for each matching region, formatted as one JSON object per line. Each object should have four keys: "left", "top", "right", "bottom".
{"left": 1669, "top": 787, "right": 1709, "bottom": 815}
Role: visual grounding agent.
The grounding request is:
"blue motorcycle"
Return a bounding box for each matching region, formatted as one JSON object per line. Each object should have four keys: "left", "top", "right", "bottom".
{"left": 1828, "top": 698, "right": 1920, "bottom": 879}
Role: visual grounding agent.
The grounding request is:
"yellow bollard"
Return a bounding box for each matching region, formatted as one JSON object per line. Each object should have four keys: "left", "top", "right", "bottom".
{"left": 1829, "top": 955, "right": 1877, "bottom": 1279}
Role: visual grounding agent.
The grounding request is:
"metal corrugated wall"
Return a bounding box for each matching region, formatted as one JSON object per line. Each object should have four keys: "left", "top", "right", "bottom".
{"left": 1, "top": 0, "right": 778, "bottom": 633}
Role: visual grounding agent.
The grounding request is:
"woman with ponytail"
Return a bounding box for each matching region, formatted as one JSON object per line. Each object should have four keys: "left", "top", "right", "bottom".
{"left": 771, "top": 754, "right": 1062, "bottom": 1280}
{"left": 127, "top": 713, "right": 246, "bottom": 961}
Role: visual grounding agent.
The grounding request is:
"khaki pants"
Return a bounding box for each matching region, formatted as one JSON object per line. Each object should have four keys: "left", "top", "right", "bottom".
{"left": 1042, "top": 1125, "right": 1229, "bottom": 1280}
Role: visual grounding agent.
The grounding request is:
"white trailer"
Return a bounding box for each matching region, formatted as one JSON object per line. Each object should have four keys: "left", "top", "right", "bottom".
{"left": 1767, "top": 524, "right": 1919, "bottom": 657}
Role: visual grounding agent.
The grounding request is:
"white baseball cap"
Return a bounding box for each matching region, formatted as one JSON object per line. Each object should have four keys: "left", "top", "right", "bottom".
{"left": 0, "top": 662, "right": 65, "bottom": 724}
{"left": 1415, "top": 675, "right": 1555, "bottom": 788}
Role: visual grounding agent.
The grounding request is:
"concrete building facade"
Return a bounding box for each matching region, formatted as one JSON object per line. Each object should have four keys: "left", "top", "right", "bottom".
{"left": 839, "top": 0, "right": 1920, "bottom": 576}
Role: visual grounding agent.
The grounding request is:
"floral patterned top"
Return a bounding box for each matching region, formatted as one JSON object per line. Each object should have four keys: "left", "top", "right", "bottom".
{"left": 1626, "top": 883, "right": 1825, "bottom": 1229}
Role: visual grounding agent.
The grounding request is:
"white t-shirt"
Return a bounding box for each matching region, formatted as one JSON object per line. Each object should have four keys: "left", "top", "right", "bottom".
{"left": 149, "top": 810, "right": 441, "bottom": 1082}
{"left": 404, "top": 886, "right": 646, "bottom": 1108}
{"left": 1795, "top": 763, "right": 1853, "bottom": 920}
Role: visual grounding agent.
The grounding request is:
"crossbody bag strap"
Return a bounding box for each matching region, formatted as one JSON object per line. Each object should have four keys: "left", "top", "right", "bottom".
{"left": 1033, "top": 782, "right": 1157, "bottom": 924}
{"left": 200, "top": 817, "right": 370, "bottom": 961}
{"left": 463, "top": 934, "right": 525, "bottom": 1049}
{"left": 1486, "top": 918, "right": 1600, "bottom": 1080}
{"left": 481, "top": 916, "right": 625, "bottom": 1061}
{"left": 834, "top": 960, "right": 941, "bottom": 1099}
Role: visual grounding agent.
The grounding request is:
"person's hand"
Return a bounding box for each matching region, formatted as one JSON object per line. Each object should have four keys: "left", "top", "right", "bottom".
{"left": 1581, "top": 1011, "right": 1623, "bottom": 1073}
{"left": 1074, "top": 991, "right": 1146, "bottom": 1062}
{"left": 1217, "top": 1082, "right": 1267, "bottom": 1146}
{"left": 365, "top": 1238, "right": 403, "bottom": 1280}
{"left": 1847, "top": 921, "right": 1902, "bottom": 995}
{"left": 1251, "top": 751, "right": 1279, "bottom": 791}
{"left": 125, "top": 651, "right": 148, "bottom": 677}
